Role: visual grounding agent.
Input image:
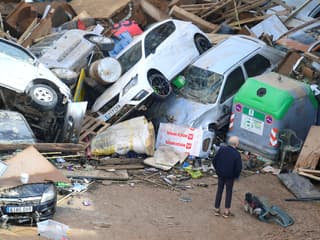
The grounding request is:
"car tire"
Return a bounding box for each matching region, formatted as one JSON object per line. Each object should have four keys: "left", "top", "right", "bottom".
{"left": 194, "top": 34, "right": 212, "bottom": 54}
{"left": 85, "top": 34, "right": 115, "bottom": 51}
{"left": 28, "top": 84, "right": 58, "bottom": 111}
{"left": 148, "top": 72, "right": 172, "bottom": 98}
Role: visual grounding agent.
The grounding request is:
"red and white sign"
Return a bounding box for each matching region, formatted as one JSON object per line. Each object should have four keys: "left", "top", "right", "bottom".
{"left": 156, "top": 123, "right": 203, "bottom": 156}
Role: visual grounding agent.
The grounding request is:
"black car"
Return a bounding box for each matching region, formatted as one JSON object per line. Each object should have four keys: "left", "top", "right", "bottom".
{"left": 0, "top": 182, "right": 57, "bottom": 225}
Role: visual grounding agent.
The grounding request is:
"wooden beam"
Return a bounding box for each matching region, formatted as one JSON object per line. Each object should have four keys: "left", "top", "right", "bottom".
{"left": 0, "top": 143, "right": 85, "bottom": 152}
{"left": 297, "top": 171, "right": 320, "bottom": 182}
{"left": 140, "top": 0, "right": 169, "bottom": 21}
{"left": 169, "top": 5, "right": 219, "bottom": 32}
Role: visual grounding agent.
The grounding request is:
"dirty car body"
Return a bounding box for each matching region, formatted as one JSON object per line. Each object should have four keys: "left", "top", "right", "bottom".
{"left": 148, "top": 35, "right": 285, "bottom": 158}
{"left": 91, "top": 19, "right": 212, "bottom": 124}
{"left": 0, "top": 38, "right": 84, "bottom": 142}
{"left": 0, "top": 183, "right": 57, "bottom": 225}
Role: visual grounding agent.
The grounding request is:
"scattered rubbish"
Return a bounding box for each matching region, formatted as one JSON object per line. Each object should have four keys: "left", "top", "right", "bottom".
{"left": 184, "top": 166, "right": 203, "bottom": 179}
{"left": 0, "top": 146, "right": 69, "bottom": 188}
{"left": 179, "top": 196, "right": 192, "bottom": 203}
{"left": 71, "top": 183, "right": 87, "bottom": 192}
{"left": 37, "top": 219, "right": 69, "bottom": 240}
{"left": 144, "top": 145, "right": 188, "bottom": 171}
{"left": 261, "top": 166, "right": 280, "bottom": 175}
{"left": 82, "top": 200, "right": 91, "bottom": 206}
{"left": 244, "top": 192, "right": 294, "bottom": 227}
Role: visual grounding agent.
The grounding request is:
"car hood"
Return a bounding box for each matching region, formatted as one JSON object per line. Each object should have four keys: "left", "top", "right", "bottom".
{"left": 151, "top": 93, "right": 217, "bottom": 129}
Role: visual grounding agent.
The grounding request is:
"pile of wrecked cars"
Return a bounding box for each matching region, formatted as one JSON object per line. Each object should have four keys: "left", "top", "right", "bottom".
{"left": 0, "top": 0, "right": 319, "bottom": 229}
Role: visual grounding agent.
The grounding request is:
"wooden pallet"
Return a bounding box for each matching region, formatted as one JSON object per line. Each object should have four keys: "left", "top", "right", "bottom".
{"left": 79, "top": 115, "right": 110, "bottom": 147}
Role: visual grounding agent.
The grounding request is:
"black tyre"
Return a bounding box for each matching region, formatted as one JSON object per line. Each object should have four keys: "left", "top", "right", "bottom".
{"left": 28, "top": 84, "right": 58, "bottom": 111}
{"left": 194, "top": 34, "right": 212, "bottom": 54}
{"left": 85, "top": 34, "right": 115, "bottom": 51}
{"left": 148, "top": 72, "right": 172, "bottom": 98}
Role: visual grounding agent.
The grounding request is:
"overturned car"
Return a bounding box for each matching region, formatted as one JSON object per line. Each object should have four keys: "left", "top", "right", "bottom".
{"left": 0, "top": 183, "right": 57, "bottom": 225}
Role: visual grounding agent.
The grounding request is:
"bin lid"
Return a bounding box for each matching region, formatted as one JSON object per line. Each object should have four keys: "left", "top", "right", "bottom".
{"left": 234, "top": 77, "right": 294, "bottom": 120}
{"left": 234, "top": 73, "right": 317, "bottom": 120}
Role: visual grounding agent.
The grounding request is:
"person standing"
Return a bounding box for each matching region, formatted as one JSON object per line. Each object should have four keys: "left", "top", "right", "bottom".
{"left": 213, "top": 136, "right": 242, "bottom": 218}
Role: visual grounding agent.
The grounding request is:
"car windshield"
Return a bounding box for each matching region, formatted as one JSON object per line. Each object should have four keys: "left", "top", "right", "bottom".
{"left": 180, "top": 65, "right": 223, "bottom": 104}
{"left": 0, "top": 41, "right": 34, "bottom": 64}
{"left": 117, "top": 41, "right": 142, "bottom": 75}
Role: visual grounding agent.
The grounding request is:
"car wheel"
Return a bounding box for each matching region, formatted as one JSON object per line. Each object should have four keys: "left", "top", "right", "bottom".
{"left": 194, "top": 34, "right": 212, "bottom": 54}
{"left": 148, "top": 72, "right": 172, "bottom": 98}
{"left": 28, "top": 84, "right": 58, "bottom": 111}
{"left": 85, "top": 34, "right": 115, "bottom": 51}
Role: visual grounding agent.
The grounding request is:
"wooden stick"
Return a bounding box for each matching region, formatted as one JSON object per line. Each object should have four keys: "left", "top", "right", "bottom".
{"left": 297, "top": 168, "right": 320, "bottom": 174}
{"left": 297, "top": 171, "right": 320, "bottom": 181}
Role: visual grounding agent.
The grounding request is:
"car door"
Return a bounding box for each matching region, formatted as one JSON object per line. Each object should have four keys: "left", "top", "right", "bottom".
{"left": 144, "top": 21, "right": 180, "bottom": 79}
{"left": 217, "top": 67, "right": 246, "bottom": 123}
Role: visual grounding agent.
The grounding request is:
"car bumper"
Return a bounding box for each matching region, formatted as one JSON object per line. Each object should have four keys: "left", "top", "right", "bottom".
{"left": 0, "top": 198, "right": 57, "bottom": 224}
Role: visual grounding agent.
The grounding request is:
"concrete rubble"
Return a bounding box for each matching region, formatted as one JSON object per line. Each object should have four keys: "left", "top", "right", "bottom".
{"left": 0, "top": 0, "right": 319, "bottom": 238}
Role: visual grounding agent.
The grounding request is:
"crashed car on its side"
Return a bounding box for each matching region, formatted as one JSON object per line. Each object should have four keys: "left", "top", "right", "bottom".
{"left": 0, "top": 183, "right": 57, "bottom": 225}
{"left": 0, "top": 37, "right": 85, "bottom": 142}
{"left": 147, "top": 35, "right": 285, "bottom": 158}
{"left": 0, "top": 37, "right": 71, "bottom": 111}
{"left": 91, "top": 19, "right": 212, "bottom": 123}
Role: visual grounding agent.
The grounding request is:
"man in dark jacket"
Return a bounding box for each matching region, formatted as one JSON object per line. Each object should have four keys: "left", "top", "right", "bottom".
{"left": 213, "top": 136, "right": 242, "bottom": 218}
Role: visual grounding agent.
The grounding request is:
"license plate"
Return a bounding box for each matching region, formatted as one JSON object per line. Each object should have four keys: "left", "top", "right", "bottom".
{"left": 6, "top": 206, "right": 33, "bottom": 213}
{"left": 240, "top": 114, "right": 264, "bottom": 136}
{"left": 104, "top": 103, "right": 121, "bottom": 121}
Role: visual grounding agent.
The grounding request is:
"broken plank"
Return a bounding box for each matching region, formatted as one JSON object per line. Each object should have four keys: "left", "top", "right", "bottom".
{"left": 297, "top": 168, "right": 320, "bottom": 175}
{"left": 97, "top": 164, "right": 145, "bottom": 170}
{"left": 297, "top": 171, "right": 320, "bottom": 182}
{"left": 295, "top": 126, "right": 320, "bottom": 170}
{"left": 98, "top": 157, "right": 144, "bottom": 165}
{"left": 169, "top": 5, "right": 219, "bottom": 32}
{"left": 229, "top": 15, "right": 268, "bottom": 26}
{"left": 0, "top": 143, "right": 85, "bottom": 152}
{"left": 61, "top": 169, "right": 129, "bottom": 180}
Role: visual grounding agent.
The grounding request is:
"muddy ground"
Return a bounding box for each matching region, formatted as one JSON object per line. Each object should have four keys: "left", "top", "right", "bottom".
{"left": 1, "top": 173, "right": 320, "bottom": 240}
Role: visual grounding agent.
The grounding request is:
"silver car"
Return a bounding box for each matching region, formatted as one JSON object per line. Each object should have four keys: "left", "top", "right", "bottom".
{"left": 148, "top": 35, "right": 285, "bottom": 158}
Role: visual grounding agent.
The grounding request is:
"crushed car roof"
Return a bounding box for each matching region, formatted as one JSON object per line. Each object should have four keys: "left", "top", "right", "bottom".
{"left": 192, "top": 35, "right": 263, "bottom": 74}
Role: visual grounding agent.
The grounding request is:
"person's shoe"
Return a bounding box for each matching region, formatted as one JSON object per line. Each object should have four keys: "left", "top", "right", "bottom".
{"left": 214, "top": 208, "right": 221, "bottom": 216}
{"left": 222, "top": 211, "right": 235, "bottom": 218}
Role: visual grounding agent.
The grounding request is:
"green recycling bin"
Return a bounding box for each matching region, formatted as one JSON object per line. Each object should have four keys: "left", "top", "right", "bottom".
{"left": 227, "top": 72, "right": 318, "bottom": 160}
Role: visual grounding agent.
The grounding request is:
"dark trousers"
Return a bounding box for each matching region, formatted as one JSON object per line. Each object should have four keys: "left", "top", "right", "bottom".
{"left": 214, "top": 176, "right": 234, "bottom": 209}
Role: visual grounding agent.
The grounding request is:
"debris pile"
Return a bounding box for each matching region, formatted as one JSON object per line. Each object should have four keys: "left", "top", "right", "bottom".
{"left": 0, "top": 0, "right": 319, "bottom": 233}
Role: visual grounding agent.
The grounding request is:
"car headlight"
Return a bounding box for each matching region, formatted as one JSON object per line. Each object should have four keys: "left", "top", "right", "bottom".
{"left": 41, "top": 184, "right": 56, "bottom": 203}
{"left": 123, "top": 74, "right": 138, "bottom": 95}
{"left": 132, "top": 90, "right": 149, "bottom": 101}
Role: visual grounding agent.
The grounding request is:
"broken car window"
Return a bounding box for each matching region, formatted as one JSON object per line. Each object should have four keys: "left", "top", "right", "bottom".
{"left": 244, "top": 54, "right": 271, "bottom": 77}
{"left": 144, "top": 21, "right": 176, "bottom": 57}
{"left": 118, "top": 41, "right": 142, "bottom": 75}
{"left": 180, "top": 65, "right": 223, "bottom": 104}
{"left": 0, "top": 40, "right": 34, "bottom": 64}
{"left": 220, "top": 67, "right": 245, "bottom": 103}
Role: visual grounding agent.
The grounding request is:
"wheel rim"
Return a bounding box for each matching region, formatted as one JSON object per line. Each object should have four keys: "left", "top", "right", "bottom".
{"left": 33, "top": 86, "right": 54, "bottom": 103}
{"left": 149, "top": 74, "right": 171, "bottom": 97}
